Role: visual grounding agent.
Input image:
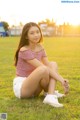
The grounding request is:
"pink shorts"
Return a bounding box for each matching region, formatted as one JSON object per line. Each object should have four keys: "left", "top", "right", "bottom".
{"left": 13, "top": 77, "right": 26, "bottom": 98}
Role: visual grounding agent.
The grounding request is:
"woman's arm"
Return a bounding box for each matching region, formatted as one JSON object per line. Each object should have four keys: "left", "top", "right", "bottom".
{"left": 42, "top": 57, "right": 65, "bottom": 83}
{"left": 27, "top": 57, "right": 65, "bottom": 84}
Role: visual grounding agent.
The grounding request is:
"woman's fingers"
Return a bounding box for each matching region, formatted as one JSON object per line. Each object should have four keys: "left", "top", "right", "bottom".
{"left": 63, "top": 79, "right": 69, "bottom": 94}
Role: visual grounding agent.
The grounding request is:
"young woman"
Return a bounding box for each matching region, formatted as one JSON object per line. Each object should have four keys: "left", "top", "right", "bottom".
{"left": 13, "top": 22, "right": 69, "bottom": 107}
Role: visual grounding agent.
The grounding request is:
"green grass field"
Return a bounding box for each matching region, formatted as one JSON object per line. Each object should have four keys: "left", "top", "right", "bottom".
{"left": 0, "top": 36, "right": 80, "bottom": 120}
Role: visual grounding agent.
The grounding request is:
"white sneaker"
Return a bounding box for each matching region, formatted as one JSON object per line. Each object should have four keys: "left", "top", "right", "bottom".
{"left": 43, "top": 94, "right": 63, "bottom": 107}
{"left": 44, "top": 90, "right": 65, "bottom": 98}
{"left": 54, "top": 90, "right": 65, "bottom": 98}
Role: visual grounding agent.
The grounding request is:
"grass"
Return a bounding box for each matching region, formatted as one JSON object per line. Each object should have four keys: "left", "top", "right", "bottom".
{"left": 0, "top": 36, "right": 80, "bottom": 120}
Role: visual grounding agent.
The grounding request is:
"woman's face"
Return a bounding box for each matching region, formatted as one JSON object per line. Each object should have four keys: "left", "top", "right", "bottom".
{"left": 27, "top": 26, "right": 41, "bottom": 44}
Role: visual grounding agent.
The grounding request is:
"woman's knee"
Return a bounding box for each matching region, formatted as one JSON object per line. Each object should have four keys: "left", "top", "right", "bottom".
{"left": 38, "top": 66, "right": 49, "bottom": 76}
{"left": 49, "top": 61, "right": 58, "bottom": 71}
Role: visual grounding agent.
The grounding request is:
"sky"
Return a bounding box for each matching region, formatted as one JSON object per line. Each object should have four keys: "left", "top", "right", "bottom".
{"left": 0, "top": 0, "right": 80, "bottom": 26}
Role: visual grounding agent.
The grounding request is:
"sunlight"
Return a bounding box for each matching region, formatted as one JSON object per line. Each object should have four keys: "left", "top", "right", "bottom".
{"left": 69, "top": 20, "right": 80, "bottom": 26}
{"left": 0, "top": 0, "right": 80, "bottom": 26}
{"left": 63, "top": 16, "right": 80, "bottom": 26}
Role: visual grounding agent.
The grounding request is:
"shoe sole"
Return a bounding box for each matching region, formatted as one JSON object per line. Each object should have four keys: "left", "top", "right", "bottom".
{"left": 43, "top": 101, "right": 63, "bottom": 108}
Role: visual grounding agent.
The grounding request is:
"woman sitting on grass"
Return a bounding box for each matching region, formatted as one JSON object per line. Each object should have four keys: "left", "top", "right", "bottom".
{"left": 13, "top": 22, "right": 69, "bottom": 107}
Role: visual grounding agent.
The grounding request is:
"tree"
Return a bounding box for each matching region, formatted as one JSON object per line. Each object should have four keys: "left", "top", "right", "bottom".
{"left": 19, "top": 22, "right": 23, "bottom": 27}
{"left": 1, "top": 21, "right": 9, "bottom": 31}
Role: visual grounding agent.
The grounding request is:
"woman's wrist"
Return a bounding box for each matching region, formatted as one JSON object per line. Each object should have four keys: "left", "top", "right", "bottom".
{"left": 60, "top": 79, "right": 64, "bottom": 84}
{"left": 58, "top": 75, "right": 64, "bottom": 84}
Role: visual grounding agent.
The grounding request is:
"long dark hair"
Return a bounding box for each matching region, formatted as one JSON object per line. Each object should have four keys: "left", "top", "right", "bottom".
{"left": 14, "top": 22, "right": 43, "bottom": 66}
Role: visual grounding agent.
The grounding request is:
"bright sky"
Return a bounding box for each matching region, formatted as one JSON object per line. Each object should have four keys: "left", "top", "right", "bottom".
{"left": 0, "top": 0, "right": 80, "bottom": 26}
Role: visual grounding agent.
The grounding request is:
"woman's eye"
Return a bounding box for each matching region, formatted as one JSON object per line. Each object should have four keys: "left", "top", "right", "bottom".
{"left": 30, "top": 32, "right": 34, "bottom": 34}
{"left": 30, "top": 31, "right": 40, "bottom": 35}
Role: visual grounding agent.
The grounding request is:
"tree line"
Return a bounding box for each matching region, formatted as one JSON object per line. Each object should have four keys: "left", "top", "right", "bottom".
{"left": 1, "top": 20, "right": 80, "bottom": 36}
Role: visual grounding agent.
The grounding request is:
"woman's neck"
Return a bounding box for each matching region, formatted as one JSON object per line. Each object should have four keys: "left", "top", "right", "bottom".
{"left": 29, "top": 43, "right": 37, "bottom": 50}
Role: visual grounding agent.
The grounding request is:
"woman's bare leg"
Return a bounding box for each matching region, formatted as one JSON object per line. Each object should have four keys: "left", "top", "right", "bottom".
{"left": 21, "top": 66, "right": 49, "bottom": 98}
{"left": 45, "top": 62, "right": 58, "bottom": 94}
{"left": 48, "top": 61, "right": 69, "bottom": 94}
{"left": 48, "top": 78, "right": 56, "bottom": 94}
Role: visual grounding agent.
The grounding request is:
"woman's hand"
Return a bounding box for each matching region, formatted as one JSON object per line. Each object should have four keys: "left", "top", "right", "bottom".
{"left": 61, "top": 79, "right": 69, "bottom": 94}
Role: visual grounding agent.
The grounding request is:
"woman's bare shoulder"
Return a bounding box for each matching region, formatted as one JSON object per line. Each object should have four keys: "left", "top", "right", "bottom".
{"left": 20, "top": 46, "right": 29, "bottom": 51}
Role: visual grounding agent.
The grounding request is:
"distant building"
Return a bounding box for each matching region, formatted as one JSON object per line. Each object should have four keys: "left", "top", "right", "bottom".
{"left": 39, "top": 23, "right": 56, "bottom": 36}
{"left": 0, "top": 22, "right": 8, "bottom": 36}
{"left": 9, "top": 26, "right": 23, "bottom": 36}
{"left": 39, "top": 23, "right": 48, "bottom": 36}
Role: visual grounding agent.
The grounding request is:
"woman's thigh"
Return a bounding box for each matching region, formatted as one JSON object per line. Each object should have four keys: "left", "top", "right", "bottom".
{"left": 33, "top": 85, "right": 42, "bottom": 97}
{"left": 21, "top": 66, "right": 49, "bottom": 98}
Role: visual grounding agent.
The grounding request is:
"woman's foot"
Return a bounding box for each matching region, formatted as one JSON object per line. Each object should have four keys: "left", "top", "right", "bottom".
{"left": 43, "top": 94, "right": 63, "bottom": 107}
{"left": 44, "top": 90, "right": 65, "bottom": 98}
{"left": 54, "top": 90, "right": 65, "bottom": 98}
